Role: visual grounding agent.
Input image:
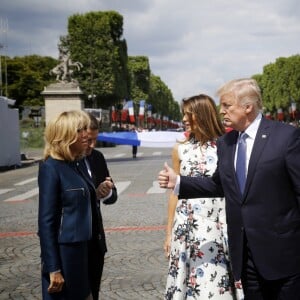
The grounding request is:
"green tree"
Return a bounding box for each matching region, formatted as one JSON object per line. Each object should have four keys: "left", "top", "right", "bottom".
{"left": 67, "top": 11, "right": 130, "bottom": 108}
{"left": 128, "top": 56, "right": 150, "bottom": 102}
{"left": 149, "top": 74, "right": 181, "bottom": 123}
{"left": 253, "top": 55, "right": 300, "bottom": 113}
{"left": 6, "top": 55, "right": 57, "bottom": 107}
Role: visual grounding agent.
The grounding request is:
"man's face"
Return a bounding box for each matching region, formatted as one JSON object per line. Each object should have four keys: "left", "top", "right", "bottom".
{"left": 86, "top": 129, "right": 98, "bottom": 156}
{"left": 219, "top": 92, "right": 248, "bottom": 131}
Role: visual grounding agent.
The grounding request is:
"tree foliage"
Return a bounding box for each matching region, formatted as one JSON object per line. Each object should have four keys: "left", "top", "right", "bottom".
{"left": 5, "top": 55, "right": 57, "bottom": 107}
{"left": 67, "top": 11, "right": 130, "bottom": 108}
{"left": 128, "top": 56, "right": 150, "bottom": 102}
{"left": 149, "top": 74, "right": 181, "bottom": 121}
{"left": 11, "top": 14, "right": 300, "bottom": 124}
{"left": 253, "top": 55, "right": 300, "bottom": 112}
{"left": 66, "top": 11, "right": 180, "bottom": 121}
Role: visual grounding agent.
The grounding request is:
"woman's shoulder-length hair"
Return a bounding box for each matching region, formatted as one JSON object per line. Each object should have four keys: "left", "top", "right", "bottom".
{"left": 43, "top": 110, "right": 90, "bottom": 161}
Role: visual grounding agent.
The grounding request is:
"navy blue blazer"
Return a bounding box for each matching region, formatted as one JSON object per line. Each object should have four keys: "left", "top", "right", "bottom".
{"left": 38, "top": 157, "right": 96, "bottom": 273}
{"left": 180, "top": 118, "right": 300, "bottom": 280}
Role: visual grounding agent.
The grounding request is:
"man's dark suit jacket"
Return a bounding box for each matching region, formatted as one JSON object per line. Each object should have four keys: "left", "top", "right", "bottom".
{"left": 179, "top": 117, "right": 300, "bottom": 281}
{"left": 84, "top": 148, "right": 118, "bottom": 254}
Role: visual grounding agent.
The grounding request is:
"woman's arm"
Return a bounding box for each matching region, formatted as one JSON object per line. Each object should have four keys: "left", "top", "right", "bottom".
{"left": 38, "top": 162, "right": 62, "bottom": 273}
{"left": 164, "top": 144, "right": 180, "bottom": 257}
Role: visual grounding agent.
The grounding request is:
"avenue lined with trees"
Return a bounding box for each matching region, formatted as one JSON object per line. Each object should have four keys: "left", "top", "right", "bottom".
{"left": 0, "top": 10, "right": 299, "bottom": 124}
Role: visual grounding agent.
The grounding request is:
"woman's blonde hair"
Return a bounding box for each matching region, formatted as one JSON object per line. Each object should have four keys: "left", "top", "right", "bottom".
{"left": 43, "top": 110, "right": 90, "bottom": 161}
{"left": 181, "top": 94, "right": 225, "bottom": 144}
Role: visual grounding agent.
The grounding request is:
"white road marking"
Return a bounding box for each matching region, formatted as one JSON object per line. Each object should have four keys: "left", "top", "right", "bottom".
{"left": 2, "top": 178, "right": 165, "bottom": 203}
{"left": 152, "top": 152, "right": 162, "bottom": 156}
{"left": 114, "top": 153, "right": 126, "bottom": 158}
{"left": 3, "top": 187, "right": 39, "bottom": 202}
{"left": 14, "top": 177, "right": 37, "bottom": 186}
{"left": 114, "top": 181, "right": 131, "bottom": 195}
{"left": 0, "top": 188, "right": 14, "bottom": 195}
{"left": 147, "top": 181, "right": 167, "bottom": 194}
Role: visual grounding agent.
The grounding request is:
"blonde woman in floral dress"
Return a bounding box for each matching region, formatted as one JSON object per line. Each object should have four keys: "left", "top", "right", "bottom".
{"left": 164, "top": 94, "right": 243, "bottom": 300}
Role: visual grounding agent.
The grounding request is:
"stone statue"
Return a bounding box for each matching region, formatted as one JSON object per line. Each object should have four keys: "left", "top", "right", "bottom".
{"left": 50, "top": 42, "right": 83, "bottom": 82}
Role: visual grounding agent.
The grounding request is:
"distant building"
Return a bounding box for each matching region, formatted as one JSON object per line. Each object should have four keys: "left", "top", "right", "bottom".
{"left": 0, "top": 96, "right": 20, "bottom": 168}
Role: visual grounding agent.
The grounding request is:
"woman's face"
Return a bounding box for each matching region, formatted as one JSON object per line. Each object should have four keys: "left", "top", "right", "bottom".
{"left": 182, "top": 112, "right": 193, "bottom": 133}
{"left": 70, "top": 127, "right": 88, "bottom": 157}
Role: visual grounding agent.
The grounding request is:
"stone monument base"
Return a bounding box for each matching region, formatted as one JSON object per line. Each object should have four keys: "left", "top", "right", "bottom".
{"left": 41, "top": 81, "right": 84, "bottom": 124}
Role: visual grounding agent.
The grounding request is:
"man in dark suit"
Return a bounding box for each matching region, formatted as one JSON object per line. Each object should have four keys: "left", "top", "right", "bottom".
{"left": 158, "top": 78, "right": 300, "bottom": 299}
{"left": 83, "top": 113, "right": 118, "bottom": 300}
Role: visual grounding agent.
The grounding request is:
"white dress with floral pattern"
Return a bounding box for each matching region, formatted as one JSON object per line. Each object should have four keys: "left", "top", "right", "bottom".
{"left": 165, "top": 139, "right": 243, "bottom": 300}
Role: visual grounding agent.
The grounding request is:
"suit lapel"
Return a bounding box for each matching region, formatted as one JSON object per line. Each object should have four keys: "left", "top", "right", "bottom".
{"left": 86, "top": 155, "right": 98, "bottom": 187}
{"left": 222, "top": 130, "right": 243, "bottom": 202}
{"left": 243, "top": 118, "right": 271, "bottom": 199}
{"left": 77, "top": 159, "right": 95, "bottom": 189}
{"left": 229, "top": 131, "right": 244, "bottom": 199}
{"left": 230, "top": 130, "right": 239, "bottom": 181}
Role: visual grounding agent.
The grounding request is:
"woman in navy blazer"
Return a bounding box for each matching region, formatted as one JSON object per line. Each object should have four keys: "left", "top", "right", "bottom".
{"left": 158, "top": 79, "right": 300, "bottom": 299}
{"left": 38, "top": 110, "right": 98, "bottom": 300}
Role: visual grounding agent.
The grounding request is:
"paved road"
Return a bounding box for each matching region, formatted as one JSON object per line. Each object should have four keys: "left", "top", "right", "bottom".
{"left": 0, "top": 146, "right": 173, "bottom": 300}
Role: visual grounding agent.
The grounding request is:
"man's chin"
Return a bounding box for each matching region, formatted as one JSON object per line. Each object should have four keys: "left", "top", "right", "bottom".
{"left": 86, "top": 150, "right": 92, "bottom": 156}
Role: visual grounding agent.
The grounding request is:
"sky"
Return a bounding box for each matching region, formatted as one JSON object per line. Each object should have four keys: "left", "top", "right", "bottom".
{"left": 0, "top": 0, "right": 299, "bottom": 104}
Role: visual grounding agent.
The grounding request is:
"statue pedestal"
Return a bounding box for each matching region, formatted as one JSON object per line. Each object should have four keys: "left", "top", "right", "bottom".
{"left": 41, "top": 82, "right": 84, "bottom": 124}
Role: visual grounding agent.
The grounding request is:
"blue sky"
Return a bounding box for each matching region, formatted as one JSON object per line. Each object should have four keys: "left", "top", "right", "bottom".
{"left": 0, "top": 0, "right": 299, "bottom": 103}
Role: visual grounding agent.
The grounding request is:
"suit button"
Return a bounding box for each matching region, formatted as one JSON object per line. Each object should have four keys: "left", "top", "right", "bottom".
{"left": 98, "top": 234, "right": 102, "bottom": 240}
{"left": 241, "top": 227, "right": 244, "bottom": 232}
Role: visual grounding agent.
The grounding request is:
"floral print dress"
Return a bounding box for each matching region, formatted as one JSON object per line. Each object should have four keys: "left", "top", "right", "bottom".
{"left": 165, "top": 138, "right": 243, "bottom": 300}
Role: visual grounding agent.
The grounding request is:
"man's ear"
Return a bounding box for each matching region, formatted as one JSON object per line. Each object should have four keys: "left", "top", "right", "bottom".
{"left": 244, "top": 103, "right": 253, "bottom": 114}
